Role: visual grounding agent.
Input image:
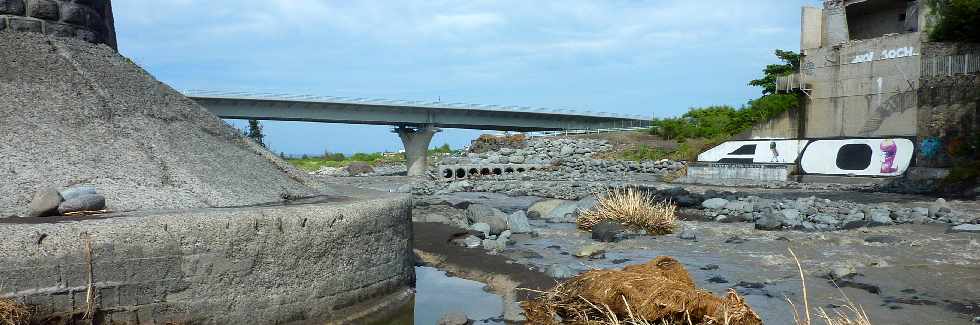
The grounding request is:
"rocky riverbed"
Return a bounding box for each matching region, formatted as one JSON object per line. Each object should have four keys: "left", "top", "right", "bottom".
{"left": 311, "top": 136, "right": 979, "bottom": 324}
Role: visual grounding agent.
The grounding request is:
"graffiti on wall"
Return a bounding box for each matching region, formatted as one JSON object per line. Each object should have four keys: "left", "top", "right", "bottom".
{"left": 800, "top": 139, "right": 914, "bottom": 176}
{"left": 859, "top": 90, "right": 916, "bottom": 136}
{"left": 850, "top": 46, "right": 918, "bottom": 64}
{"left": 698, "top": 140, "right": 810, "bottom": 164}
{"left": 919, "top": 137, "right": 942, "bottom": 159}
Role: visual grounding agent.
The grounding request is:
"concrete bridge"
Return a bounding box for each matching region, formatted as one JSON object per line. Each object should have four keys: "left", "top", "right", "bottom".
{"left": 184, "top": 90, "right": 652, "bottom": 176}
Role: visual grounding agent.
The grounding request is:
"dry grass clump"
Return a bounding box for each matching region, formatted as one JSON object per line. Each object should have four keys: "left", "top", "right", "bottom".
{"left": 0, "top": 298, "right": 32, "bottom": 325}
{"left": 522, "top": 256, "right": 761, "bottom": 325}
{"left": 786, "top": 248, "right": 873, "bottom": 325}
{"left": 577, "top": 187, "right": 677, "bottom": 235}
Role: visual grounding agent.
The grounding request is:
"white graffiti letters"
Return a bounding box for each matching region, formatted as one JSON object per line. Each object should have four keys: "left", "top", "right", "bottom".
{"left": 851, "top": 47, "right": 917, "bottom": 64}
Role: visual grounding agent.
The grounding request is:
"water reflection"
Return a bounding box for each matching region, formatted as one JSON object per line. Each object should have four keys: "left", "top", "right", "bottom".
{"left": 414, "top": 266, "right": 505, "bottom": 324}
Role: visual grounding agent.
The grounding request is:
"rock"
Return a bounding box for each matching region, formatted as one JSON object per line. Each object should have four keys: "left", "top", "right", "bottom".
{"left": 56, "top": 194, "right": 105, "bottom": 215}
{"left": 576, "top": 196, "right": 599, "bottom": 212}
{"left": 546, "top": 264, "right": 577, "bottom": 279}
{"left": 574, "top": 244, "right": 605, "bottom": 259}
{"left": 559, "top": 145, "right": 575, "bottom": 156}
{"left": 544, "top": 200, "right": 580, "bottom": 223}
{"left": 452, "top": 235, "right": 482, "bottom": 248}
{"left": 864, "top": 235, "right": 900, "bottom": 243}
{"left": 701, "top": 198, "right": 729, "bottom": 209}
{"left": 591, "top": 221, "right": 626, "bottom": 242}
{"left": 508, "top": 155, "right": 525, "bottom": 164}
{"left": 829, "top": 265, "right": 856, "bottom": 279}
{"left": 445, "top": 180, "right": 473, "bottom": 193}
{"left": 438, "top": 192, "right": 541, "bottom": 213}
{"left": 437, "top": 312, "right": 471, "bottom": 325}
{"left": 866, "top": 208, "right": 893, "bottom": 226}
{"left": 470, "top": 223, "right": 491, "bottom": 238}
{"left": 754, "top": 211, "right": 783, "bottom": 231}
{"left": 59, "top": 186, "right": 96, "bottom": 201}
{"left": 465, "top": 204, "right": 509, "bottom": 235}
{"left": 483, "top": 238, "right": 505, "bottom": 252}
{"left": 929, "top": 198, "right": 949, "bottom": 218}
{"left": 949, "top": 224, "right": 980, "bottom": 234}
{"left": 780, "top": 209, "right": 802, "bottom": 228}
{"left": 811, "top": 213, "right": 838, "bottom": 225}
{"left": 506, "top": 210, "right": 532, "bottom": 234}
{"left": 28, "top": 187, "right": 62, "bottom": 217}
{"left": 502, "top": 298, "right": 525, "bottom": 323}
{"left": 678, "top": 227, "right": 697, "bottom": 240}
{"left": 527, "top": 199, "right": 567, "bottom": 219}
{"left": 345, "top": 162, "right": 374, "bottom": 176}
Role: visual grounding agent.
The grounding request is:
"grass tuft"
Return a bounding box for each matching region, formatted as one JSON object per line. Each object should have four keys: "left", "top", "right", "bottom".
{"left": 0, "top": 298, "right": 32, "bottom": 325}
{"left": 577, "top": 187, "right": 677, "bottom": 235}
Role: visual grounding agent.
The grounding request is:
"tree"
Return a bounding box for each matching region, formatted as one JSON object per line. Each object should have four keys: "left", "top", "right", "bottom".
{"left": 246, "top": 119, "right": 266, "bottom": 147}
{"left": 748, "top": 50, "right": 801, "bottom": 95}
{"left": 927, "top": 0, "right": 980, "bottom": 42}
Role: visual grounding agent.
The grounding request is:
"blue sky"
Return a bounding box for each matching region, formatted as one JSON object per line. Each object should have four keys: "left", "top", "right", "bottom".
{"left": 114, "top": 0, "right": 822, "bottom": 155}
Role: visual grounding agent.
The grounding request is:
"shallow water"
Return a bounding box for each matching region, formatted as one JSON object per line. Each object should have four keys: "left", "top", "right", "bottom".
{"left": 414, "top": 266, "right": 505, "bottom": 324}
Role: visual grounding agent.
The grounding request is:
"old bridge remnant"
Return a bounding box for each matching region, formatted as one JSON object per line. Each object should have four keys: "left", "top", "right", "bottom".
{"left": 0, "top": 2, "right": 413, "bottom": 323}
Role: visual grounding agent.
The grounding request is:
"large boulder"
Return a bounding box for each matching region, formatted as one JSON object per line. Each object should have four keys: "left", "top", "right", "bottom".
{"left": 754, "top": 210, "right": 783, "bottom": 230}
{"left": 527, "top": 199, "right": 568, "bottom": 219}
{"left": 465, "top": 204, "right": 509, "bottom": 235}
{"left": 438, "top": 192, "right": 541, "bottom": 213}
{"left": 591, "top": 221, "right": 626, "bottom": 242}
{"left": 507, "top": 210, "right": 533, "bottom": 234}
{"left": 701, "top": 198, "right": 729, "bottom": 209}
{"left": 345, "top": 162, "right": 374, "bottom": 176}
{"left": 544, "top": 200, "right": 580, "bottom": 223}
{"left": 28, "top": 187, "right": 62, "bottom": 217}
{"left": 57, "top": 194, "right": 106, "bottom": 215}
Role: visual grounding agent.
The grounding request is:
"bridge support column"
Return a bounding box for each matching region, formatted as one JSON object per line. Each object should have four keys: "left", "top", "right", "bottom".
{"left": 395, "top": 125, "right": 439, "bottom": 177}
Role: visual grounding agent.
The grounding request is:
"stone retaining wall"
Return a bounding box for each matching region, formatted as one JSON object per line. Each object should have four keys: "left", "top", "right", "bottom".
{"left": 0, "top": 0, "right": 116, "bottom": 48}
{"left": 0, "top": 195, "right": 414, "bottom": 324}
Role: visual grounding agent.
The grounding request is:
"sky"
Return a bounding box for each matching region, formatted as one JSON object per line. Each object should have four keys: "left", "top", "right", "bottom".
{"left": 113, "top": 0, "right": 823, "bottom": 155}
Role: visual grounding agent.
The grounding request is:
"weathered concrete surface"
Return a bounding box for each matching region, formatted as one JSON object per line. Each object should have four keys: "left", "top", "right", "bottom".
{"left": 0, "top": 194, "right": 414, "bottom": 324}
{"left": 0, "top": 0, "right": 117, "bottom": 48}
{"left": 0, "top": 32, "right": 333, "bottom": 216}
{"left": 686, "top": 163, "right": 795, "bottom": 182}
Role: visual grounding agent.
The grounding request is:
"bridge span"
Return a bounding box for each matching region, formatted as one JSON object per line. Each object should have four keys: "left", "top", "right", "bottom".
{"left": 184, "top": 90, "right": 652, "bottom": 176}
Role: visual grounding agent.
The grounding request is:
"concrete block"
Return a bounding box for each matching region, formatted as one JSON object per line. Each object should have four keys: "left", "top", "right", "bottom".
{"left": 7, "top": 16, "right": 40, "bottom": 32}
{"left": 26, "top": 0, "right": 58, "bottom": 20}
{"left": 60, "top": 2, "right": 100, "bottom": 26}
{"left": 44, "top": 21, "right": 75, "bottom": 37}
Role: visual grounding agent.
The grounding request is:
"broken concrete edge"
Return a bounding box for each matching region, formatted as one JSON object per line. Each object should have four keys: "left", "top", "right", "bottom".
{"left": 0, "top": 193, "right": 414, "bottom": 324}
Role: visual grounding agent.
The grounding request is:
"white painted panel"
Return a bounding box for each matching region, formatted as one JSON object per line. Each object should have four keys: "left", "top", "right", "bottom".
{"left": 698, "top": 140, "right": 809, "bottom": 164}
{"left": 800, "top": 139, "right": 913, "bottom": 176}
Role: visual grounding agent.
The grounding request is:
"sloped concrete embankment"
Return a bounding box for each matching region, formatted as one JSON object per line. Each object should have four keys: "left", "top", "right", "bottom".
{"left": 0, "top": 196, "right": 414, "bottom": 324}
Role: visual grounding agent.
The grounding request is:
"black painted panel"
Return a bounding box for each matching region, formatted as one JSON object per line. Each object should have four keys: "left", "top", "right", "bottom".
{"left": 835, "top": 144, "right": 872, "bottom": 170}
{"left": 729, "top": 145, "right": 757, "bottom": 155}
{"left": 718, "top": 158, "right": 756, "bottom": 164}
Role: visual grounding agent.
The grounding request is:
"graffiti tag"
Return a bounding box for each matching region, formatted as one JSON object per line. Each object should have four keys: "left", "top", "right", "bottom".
{"left": 850, "top": 47, "right": 918, "bottom": 64}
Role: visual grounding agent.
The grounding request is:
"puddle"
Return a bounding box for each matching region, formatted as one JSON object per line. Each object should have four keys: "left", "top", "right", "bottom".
{"left": 414, "top": 266, "right": 505, "bottom": 324}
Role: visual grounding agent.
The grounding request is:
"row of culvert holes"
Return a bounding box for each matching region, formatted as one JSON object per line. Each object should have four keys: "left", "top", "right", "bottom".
{"left": 443, "top": 167, "right": 536, "bottom": 179}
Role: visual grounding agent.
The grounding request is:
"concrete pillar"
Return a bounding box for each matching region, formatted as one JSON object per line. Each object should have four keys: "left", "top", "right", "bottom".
{"left": 395, "top": 125, "right": 438, "bottom": 177}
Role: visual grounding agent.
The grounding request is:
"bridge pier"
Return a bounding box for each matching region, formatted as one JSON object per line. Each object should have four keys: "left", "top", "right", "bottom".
{"left": 395, "top": 125, "right": 439, "bottom": 176}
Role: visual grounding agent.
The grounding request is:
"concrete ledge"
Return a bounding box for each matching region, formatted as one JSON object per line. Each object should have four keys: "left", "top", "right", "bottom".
{"left": 0, "top": 194, "right": 413, "bottom": 324}
{"left": 686, "top": 162, "right": 796, "bottom": 182}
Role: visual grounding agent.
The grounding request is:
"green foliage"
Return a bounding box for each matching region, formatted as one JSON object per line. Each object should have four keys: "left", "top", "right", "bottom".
{"left": 245, "top": 119, "right": 266, "bottom": 147}
{"left": 322, "top": 151, "right": 346, "bottom": 161}
{"left": 429, "top": 143, "right": 453, "bottom": 154}
{"left": 748, "top": 50, "right": 801, "bottom": 95}
{"left": 927, "top": 0, "right": 980, "bottom": 42}
{"left": 350, "top": 152, "right": 383, "bottom": 162}
{"left": 648, "top": 94, "right": 799, "bottom": 141}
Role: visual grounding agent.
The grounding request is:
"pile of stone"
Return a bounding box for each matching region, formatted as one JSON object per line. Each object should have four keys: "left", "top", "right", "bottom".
{"left": 699, "top": 196, "right": 976, "bottom": 231}
{"left": 448, "top": 203, "right": 535, "bottom": 253}
{"left": 438, "top": 137, "right": 685, "bottom": 177}
{"left": 28, "top": 186, "right": 107, "bottom": 218}
{"left": 310, "top": 163, "right": 407, "bottom": 177}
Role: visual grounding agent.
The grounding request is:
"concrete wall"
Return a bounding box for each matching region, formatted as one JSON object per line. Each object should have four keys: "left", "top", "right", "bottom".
{"left": 802, "top": 33, "right": 922, "bottom": 138}
{"left": 802, "top": 6, "right": 823, "bottom": 51}
{"left": 916, "top": 60, "right": 979, "bottom": 168}
{"left": 744, "top": 106, "right": 803, "bottom": 139}
{"left": 0, "top": 0, "right": 116, "bottom": 49}
{"left": 845, "top": 0, "right": 908, "bottom": 41}
{"left": 0, "top": 196, "right": 414, "bottom": 324}
{"left": 686, "top": 163, "right": 794, "bottom": 182}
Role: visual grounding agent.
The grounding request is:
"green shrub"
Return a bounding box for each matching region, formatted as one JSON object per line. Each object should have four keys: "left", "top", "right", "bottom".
{"left": 927, "top": 0, "right": 980, "bottom": 42}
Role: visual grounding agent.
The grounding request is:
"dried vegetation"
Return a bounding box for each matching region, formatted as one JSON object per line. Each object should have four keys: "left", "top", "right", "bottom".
{"left": 577, "top": 187, "right": 677, "bottom": 235}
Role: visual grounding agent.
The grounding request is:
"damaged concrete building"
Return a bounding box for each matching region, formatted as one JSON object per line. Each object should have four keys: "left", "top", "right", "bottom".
{"left": 693, "top": 0, "right": 978, "bottom": 182}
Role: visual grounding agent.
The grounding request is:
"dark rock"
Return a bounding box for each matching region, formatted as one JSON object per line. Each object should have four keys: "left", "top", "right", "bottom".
{"left": 59, "top": 186, "right": 96, "bottom": 201}
{"left": 724, "top": 236, "right": 747, "bottom": 244}
{"left": 678, "top": 228, "right": 697, "bottom": 240}
{"left": 836, "top": 279, "right": 880, "bottom": 295}
{"left": 8, "top": 16, "right": 41, "bottom": 32}
{"left": 707, "top": 276, "right": 729, "bottom": 284}
{"left": 611, "top": 258, "right": 631, "bottom": 264}
{"left": 28, "top": 187, "right": 62, "bottom": 217}
{"left": 57, "top": 194, "right": 105, "bottom": 214}
{"left": 754, "top": 211, "right": 783, "bottom": 230}
{"left": 864, "top": 235, "right": 901, "bottom": 244}
{"left": 507, "top": 211, "right": 533, "bottom": 234}
{"left": 345, "top": 162, "right": 374, "bottom": 176}
{"left": 700, "top": 264, "right": 720, "bottom": 271}
{"left": 465, "top": 204, "right": 509, "bottom": 235}
{"left": 841, "top": 220, "right": 870, "bottom": 230}
{"left": 546, "top": 245, "right": 562, "bottom": 250}
{"left": 735, "top": 281, "right": 765, "bottom": 289}
{"left": 948, "top": 224, "right": 980, "bottom": 234}
{"left": 591, "top": 221, "right": 626, "bottom": 242}
{"left": 0, "top": 0, "right": 25, "bottom": 15}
